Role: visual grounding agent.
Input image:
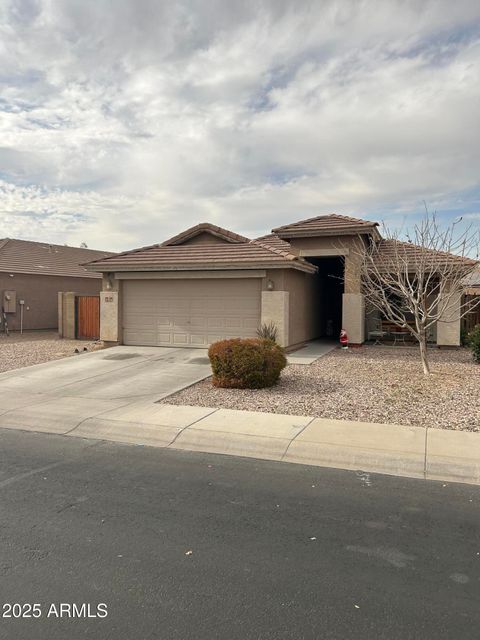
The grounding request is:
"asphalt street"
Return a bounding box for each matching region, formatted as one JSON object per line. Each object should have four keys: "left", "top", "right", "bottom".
{"left": 0, "top": 428, "right": 478, "bottom": 640}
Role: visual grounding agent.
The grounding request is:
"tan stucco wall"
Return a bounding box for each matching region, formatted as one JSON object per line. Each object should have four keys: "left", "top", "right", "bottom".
{"left": 283, "top": 269, "right": 319, "bottom": 346}
{"left": 437, "top": 287, "right": 462, "bottom": 346}
{"left": 342, "top": 293, "right": 365, "bottom": 344}
{"left": 0, "top": 272, "right": 102, "bottom": 331}
{"left": 100, "top": 274, "right": 122, "bottom": 343}
{"left": 287, "top": 236, "right": 352, "bottom": 253}
{"left": 58, "top": 291, "right": 76, "bottom": 339}
{"left": 288, "top": 234, "right": 364, "bottom": 295}
{"left": 263, "top": 268, "right": 320, "bottom": 347}
{"left": 261, "top": 291, "right": 289, "bottom": 347}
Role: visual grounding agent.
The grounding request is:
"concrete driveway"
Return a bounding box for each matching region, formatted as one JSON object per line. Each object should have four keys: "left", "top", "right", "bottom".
{"left": 0, "top": 346, "right": 211, "bottom": 434}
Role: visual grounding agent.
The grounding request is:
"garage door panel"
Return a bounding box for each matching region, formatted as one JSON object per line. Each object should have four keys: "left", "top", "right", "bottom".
{"left": 224, "top": 318, "right": 243, "bottom": 330}
{"left": 157, "top": 316, "right": 171, "bottom": 328}
{"left": 190, "top": 317, "right": 207, "bottom": 329}
{"left": 123, "top": 314, "right": 156, "bottom": 329}
{"left": 122, "top": 278, "right": 261, "bottom": 347}
{"left": 158, "top": 299, "right": 189, "bottom": 313}
{"left": 243, "top": 317, "right": 259, "bottom": 329}
{"left": 123, "top": 329, "right": 157, "bottom": 346}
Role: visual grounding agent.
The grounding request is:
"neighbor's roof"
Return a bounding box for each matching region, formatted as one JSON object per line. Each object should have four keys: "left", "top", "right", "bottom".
{"left": 272, "top": 213, "right": 380, "bottom": 238}
{"left": 162, "top": 222, "right": 250, "bottom": 246}
{"left": 85, "top": 236, "right": 317, "bottom": 274}
{"left": 375, "top": 239, "right": 478, "bottom": 270}
{"left": 0, "top": 238, "right": 115, "bottom": 279}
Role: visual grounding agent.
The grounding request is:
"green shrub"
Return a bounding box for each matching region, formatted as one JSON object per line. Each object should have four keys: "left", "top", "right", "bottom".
{"left": 468, "top": 325, "right": 480, "bottom": 363}
{"left": 208, "top": 338, "right": 287, "bottom": 389}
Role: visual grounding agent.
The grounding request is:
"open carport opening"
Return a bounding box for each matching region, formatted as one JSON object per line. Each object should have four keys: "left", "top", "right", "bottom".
{"left": 307, "top": 256, "right": 344, "bottom": 340}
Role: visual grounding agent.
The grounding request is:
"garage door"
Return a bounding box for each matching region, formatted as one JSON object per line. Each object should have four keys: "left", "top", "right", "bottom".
{"left": 122, "top": 278, "right": 262, "bottom": 347}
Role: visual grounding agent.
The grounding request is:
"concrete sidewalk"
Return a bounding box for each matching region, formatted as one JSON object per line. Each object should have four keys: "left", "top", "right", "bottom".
{"left": 1, "top": 392, "right": 479, "bottom": 485}
{"left": 287, "top": 340, "right": 336, "bottom": 364}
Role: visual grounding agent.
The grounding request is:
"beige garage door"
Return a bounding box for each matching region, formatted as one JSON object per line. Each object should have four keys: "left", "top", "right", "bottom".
{"left": 122, "top": 278, "right": 262, "bottom": 347}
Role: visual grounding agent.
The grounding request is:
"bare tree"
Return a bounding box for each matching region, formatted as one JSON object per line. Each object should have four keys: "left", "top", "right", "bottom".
{"left": 352, "top": 212, "right": 479, "bottom": 375}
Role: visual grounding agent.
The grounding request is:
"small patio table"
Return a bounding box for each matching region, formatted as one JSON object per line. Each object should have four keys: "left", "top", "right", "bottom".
{"left": 391, "top": 331, "right": 408, "bottom": 346}
{"left": 368, "top": 330, "right": 388, "bottom": 345}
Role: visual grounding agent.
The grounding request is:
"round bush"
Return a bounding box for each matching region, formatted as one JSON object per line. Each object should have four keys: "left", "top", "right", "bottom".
{"left": 208, "top": 338, "right": 287, "bottom": 389}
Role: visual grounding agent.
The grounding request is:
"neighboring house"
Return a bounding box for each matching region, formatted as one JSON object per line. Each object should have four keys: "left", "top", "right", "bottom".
{"left": 85, "top": 214, "right": 478, "bottom": 349}
{"left": 0, "top": 239, "right": 114, "bottom": 331}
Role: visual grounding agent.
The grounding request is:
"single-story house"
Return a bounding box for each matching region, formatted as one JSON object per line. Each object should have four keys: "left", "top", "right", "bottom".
{"left": 0, "top": 238, "right": 114, "bottom": 331}
{"left": 85, "top": 214, "right": 478, "bottom": 348}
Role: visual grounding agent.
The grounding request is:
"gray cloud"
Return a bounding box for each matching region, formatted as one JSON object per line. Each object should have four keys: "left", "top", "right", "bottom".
{"left": 0, "top": 0, "right": 479, "bottom": 249}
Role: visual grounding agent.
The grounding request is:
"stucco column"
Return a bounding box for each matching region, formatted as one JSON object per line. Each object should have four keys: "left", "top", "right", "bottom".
{"left": 436, "top": 286, "right": 461, "bottom": 347}
{"left": 59, "top": 291, "right": 76, "bottom": 339}
{"left": 261, "top": 291, "right": 289, "bottom": 347}
{"left": 342, "top": 293, "right": 365, "bottom": 344}
{"left": 58, "top": 292, "right": 64, "bottom": 337}
{"left": 342, "top": 249, "right": 365, "bottom": 344}
{"left": 100, "top": 274, "right": 121, "bottom": 344}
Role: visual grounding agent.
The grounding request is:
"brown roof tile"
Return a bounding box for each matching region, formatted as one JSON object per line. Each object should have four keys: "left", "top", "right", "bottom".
{"left": 86, "top": 236, "right": 316, "bottom": 273}
{"left": 162, "top": 222, "right": 250, "bottom": 245}
{"left": 273, "top": 213, "right": 379, "bottom": 237}
{"left": 375, "top": 239, "right": 478, "bottom": 270}
{"left": 0, "top": 239, "right": 114, "bottom": 279}
{"left": 255, "top": 233, "right": 292, "bottom": 251}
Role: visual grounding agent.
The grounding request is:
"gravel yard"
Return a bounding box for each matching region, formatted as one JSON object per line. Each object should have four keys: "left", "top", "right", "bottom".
{"left": 163, "top": 346, "right": 480, "bottom": 431}
{"left": 0, "top": 331, "right": 99, "bottom": 373}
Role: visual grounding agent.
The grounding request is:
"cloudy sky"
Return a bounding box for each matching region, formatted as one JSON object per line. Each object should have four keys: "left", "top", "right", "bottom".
{"left": 0, "top": 0, "right": 479, "bottom": 251}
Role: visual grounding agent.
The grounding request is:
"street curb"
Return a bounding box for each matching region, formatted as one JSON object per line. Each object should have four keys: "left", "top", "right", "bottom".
{"left": 66, "top": 408, "right": 480, "bottom": 486}
{"left": 1, "top": 403, "right": 479, "bottom": 486}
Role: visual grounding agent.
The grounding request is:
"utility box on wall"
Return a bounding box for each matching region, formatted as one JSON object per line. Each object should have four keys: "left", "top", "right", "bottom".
{"left": 2, "top": 290, "right": 16, "bottom": 313}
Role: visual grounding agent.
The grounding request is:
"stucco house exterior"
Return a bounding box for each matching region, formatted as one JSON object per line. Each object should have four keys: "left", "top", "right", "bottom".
{"left": 85, "top": 214, "right": 477, "bottom": 349}
{"left": 0, "top": 238, "right": 113, "bottom": 331}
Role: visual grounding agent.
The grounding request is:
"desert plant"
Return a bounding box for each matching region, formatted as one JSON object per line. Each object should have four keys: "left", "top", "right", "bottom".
{"left": 468, "top": 325, "right": 480, "bottom": 362}
{"left": 208, "top": 338, "right": 287, "bottom": 389}
{"left": 256, "top": 321, "right": 278, "bottom": 343}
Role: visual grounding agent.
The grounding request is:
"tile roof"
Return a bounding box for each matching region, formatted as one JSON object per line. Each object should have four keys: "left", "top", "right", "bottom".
{"left": 0, "top": 239, "right": 114, "bottom": 279}
{"left": 86, "top": 237, "right": 316, "bottom": 273}
{"left": 375, "top": 239, "right": 478, "bottom": 270}
{"left": 255, "top": 233, "right": 292, "bottom": 251}
{"left": 272, "top": 213, "right": 379, "bottom": 237}
{"left": 162, "top": 222, "right": 250, "bottom": 245}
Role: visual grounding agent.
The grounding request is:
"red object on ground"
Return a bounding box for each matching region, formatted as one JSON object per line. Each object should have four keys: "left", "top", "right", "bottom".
{"left": 340, "top": 329, "right": 348, "bottom": 348}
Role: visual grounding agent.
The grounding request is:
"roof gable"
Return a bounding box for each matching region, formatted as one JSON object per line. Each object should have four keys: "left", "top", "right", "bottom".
{"left": 272, "top": 213, "right": 380, "bottom": 239}
{"left": 162, "top": 223, "right": 250, "bottom": 246}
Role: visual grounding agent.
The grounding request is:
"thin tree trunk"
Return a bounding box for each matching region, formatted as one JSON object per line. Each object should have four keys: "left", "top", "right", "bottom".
{"left": 418, "top": 332, "right": 430, "bottom": 375}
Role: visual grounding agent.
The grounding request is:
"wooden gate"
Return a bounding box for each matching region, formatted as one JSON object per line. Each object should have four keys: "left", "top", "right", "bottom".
{"left": 76, "top": 295, "right": 100, "bottom": 340}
